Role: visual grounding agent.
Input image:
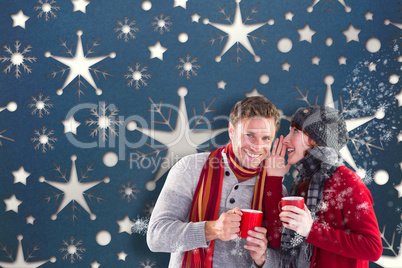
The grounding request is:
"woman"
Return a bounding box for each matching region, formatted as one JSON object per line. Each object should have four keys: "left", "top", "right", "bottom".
{"left": 275, "top": 106, "right": 382, "bottom": 268}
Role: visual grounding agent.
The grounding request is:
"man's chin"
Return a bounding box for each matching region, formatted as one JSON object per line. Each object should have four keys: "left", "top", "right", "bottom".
{"left": 242, "top": 161, "right": 262, "bottom": 170}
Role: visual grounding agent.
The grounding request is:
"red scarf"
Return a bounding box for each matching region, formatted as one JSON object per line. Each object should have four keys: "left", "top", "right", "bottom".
{"left": 181, "top": 142, "right": 267, "bottom": 268}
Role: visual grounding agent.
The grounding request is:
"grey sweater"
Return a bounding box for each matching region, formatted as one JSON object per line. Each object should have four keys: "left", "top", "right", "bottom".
{"left": 147, "top": 151, "right": 281, "bottom": 267}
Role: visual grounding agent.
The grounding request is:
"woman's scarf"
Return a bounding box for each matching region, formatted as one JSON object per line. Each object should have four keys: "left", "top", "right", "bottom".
{"left": 279, "top": 146, "right": 343, "bottom": 268}
{"left": 181, "top": 141, "right": 267, "bottom": 268}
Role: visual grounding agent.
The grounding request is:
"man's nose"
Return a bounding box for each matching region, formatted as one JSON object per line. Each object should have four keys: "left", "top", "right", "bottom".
{"left": 250, "top": 139, "right": 265, "bottom": 149}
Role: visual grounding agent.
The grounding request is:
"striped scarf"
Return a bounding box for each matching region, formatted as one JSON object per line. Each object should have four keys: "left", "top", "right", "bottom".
{"left": 181, "top": 142, "right": 267, "bottom": 268}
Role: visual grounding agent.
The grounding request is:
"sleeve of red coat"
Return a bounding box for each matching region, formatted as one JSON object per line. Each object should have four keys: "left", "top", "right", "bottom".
{"left": 305, "top": 166, "right": 383, "bottom": 261}
{"left": 263, "top": 176, "right": 285, "bottom": 248}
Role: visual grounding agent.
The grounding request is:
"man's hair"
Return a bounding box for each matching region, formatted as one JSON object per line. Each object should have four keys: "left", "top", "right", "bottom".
{"left": 229, "top": 96, "right": 280, "bottom": 134}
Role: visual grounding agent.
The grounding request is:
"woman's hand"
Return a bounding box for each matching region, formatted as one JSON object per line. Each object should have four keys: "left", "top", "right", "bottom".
{"left": 265, "top": 135, "right": 291, "bottom": 177}
{"left": 279, "top": 205, "right": 313, "bottom": 237}
{"left": 244, "top": 227, "right": 268, "bottom": 267}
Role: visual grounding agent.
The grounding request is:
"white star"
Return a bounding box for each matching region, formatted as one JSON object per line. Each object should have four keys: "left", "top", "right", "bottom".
{"left": 11, "top": 165, "right": 31, "bottom": 185}
{"left": 364, "top": 11, "right": 374, "bottom": 21}
{"left": 342, "top": 23, "right": 361, "bottom": 43}
{"left": 191, "top": 12, "right": 201, "bottom": 23}
{"left": 397, "top": 132, "right": 402, "bottom": 143}
{"left": 244, "top": 87, "right": 264, "bottom": 97}
{"left": 91, "top": 260, "right": 101, "bottom": 268}
{"left": 284, "top": 11, "right": 294, "bottom": 21}
{"left": 148, "top": 41, "right": 167, "bottom": 61}
{"left": 0, "top": 235, "right": 56, "bottom": 267}
{"left": 394, "top": 90, "right": 402, "bottom": 107}
{"left": 174, "top": 0, "right": 187, "bottom": 9}
{"left": 367, "top": 61, "right": 377, "bottom": 72}
{"left": 395, "top": 180, "right": 402, "bottom": 198}
{"left": 40, "top": 155, "right": 106, "bottom": 221}
{"left": 217, "top": 79, "right": 227, "bottom": 90}
{"left": 117, "top": 251, "right": 127, "bottom": 261}
{"left": 281, "top": 61, "right": 291, "bottom": 71}
{"left": 337, "top": 55, "right": 347, "bottom": 65}
{"left": 3, "top": 194, "right": 22, "bottom": 213}
{"left": 26, "top": 215, "right": 35, "bottom": 225}
{"left": 71, "top": 0, "right": 90, "bottom": 13}
{"left": 62, "top": 115, "right": 81, "bottom": 134}
{"left": 10, "top": 9, "right": 29, "bottom": 29}
{"left": 128, "top": 88, "right": 226, "bottom": 191}
{"left": 310, "top": 55, "right": 321, "bottom": 65}
{"left": 205, "top": 0, "right": 268, "bottom": 63}
{"left": 45, "top": 30, "right": 115, "bottom": 97}
{"left": 297, "top": 24, "right": 316, "bottom": 43}
{"left": 117, "top": 215, "right": 134, "bottom": 234}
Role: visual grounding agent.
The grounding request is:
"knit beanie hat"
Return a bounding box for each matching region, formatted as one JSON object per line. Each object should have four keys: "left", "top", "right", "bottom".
{"left": 291, "top": 106, "right": 348, "bottom": 151}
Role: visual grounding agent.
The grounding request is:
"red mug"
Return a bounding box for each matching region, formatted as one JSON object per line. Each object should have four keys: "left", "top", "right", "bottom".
{"left": 239, "top": 209, "right": 263, "bottom": 239}
{"left": 278, "top": 196, "right": 304, "bottom": 212}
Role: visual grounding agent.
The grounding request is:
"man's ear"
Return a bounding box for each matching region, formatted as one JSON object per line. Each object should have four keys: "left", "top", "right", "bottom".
{"left": 228, "top": 122, "right": 234, "bottom": 140}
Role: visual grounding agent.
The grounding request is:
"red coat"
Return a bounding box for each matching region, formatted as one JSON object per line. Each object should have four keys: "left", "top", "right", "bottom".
{"left": 264, "top": 166, "right": 383, "bottom": 268}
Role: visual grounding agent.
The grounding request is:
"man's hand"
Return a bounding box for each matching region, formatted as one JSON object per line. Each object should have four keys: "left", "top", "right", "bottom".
{"left": 265, "top": 135, "right": 291, "bottom": 177}
{"left": 205, "top": 207, "right": 242, "bottom": 242}
{"left": 244, "top": 227, "right": 268, "bottom": 267}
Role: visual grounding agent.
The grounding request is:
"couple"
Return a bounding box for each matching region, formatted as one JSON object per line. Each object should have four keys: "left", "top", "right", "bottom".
{"left": 147, "top": 96, "right": 382, "bottom": 268}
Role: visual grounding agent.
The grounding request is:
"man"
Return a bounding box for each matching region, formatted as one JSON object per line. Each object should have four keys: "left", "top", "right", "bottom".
{"left": 147, "top": 96, "right": 285, "bottom": 267}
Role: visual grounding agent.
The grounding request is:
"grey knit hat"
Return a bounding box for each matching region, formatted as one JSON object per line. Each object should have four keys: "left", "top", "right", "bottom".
{"left": 291, "top": 106, "right": 348, "bottom": 151}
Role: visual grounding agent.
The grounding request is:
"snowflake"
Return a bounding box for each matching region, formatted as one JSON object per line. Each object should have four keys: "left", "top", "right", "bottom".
{"left": 114, "top": 17, "right": 139, "bottom": 42}
{"left": 139, "top": 259, "right": 157, "bottom": 268}
{"left": 229, "top": 237, "right": 246, "bottom": 256}
{"left": 290, "top": 233, "right": 304, "bottom": 247}
{"left": 319, "top": 201, "right": 329, "bottom": 212}
{"left": 357, "top": 201, "right": 371, "bottom": 215}
{"left": 151, "top": 12, "right": 172, "bottom": 34}
{"left": 396, "top": 207, "right": 402, "bottom": 213}
{"left": 176, "top": 54, "right": 201, "bottom": 79}
{"left": 124, "top": 62, "right": 151, "bottom": 89}
{"left": 131, "top": 216, "right": 149, "bottom": 236}
{"left": 396, "top": 223, "right": 402, "bottom": 234}
{"left": 119, "top": 180, "right": 140, "bottom": 202}
{"left": 85, "top": 102, "right": 124, "bottom": 142}
{"left": 0, "top": 40, "right": 37, "bottom": 79}
{"left": 143, "top": 200, "right": 155, "bottom": 217}
{"left": 33, "top": 0, "right": 60, "bottom": 22}
{"left": 28, "top": 92, "right": 53, "bottom": 118}
{"left": 59, "top": 236, "right": 85, "bottom": 264}
{"left": 31, "top": 125, "right": 57, "bottom": 153}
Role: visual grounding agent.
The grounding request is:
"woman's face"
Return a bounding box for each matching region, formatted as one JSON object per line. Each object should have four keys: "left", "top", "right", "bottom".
{"left": 283, "top": 126, "right": 315, "bottom": 165}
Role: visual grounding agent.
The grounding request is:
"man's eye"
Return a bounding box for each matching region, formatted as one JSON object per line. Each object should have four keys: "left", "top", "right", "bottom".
{"left": 246, "top": 134, "right": 253, "bottom": 138}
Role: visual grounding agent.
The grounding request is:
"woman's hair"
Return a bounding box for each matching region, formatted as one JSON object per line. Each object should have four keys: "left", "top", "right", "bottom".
{"left": 290, "top": 121, "right": 315, "bottom": 200}
{"left": 290, "top": 121, "right": 319, "bottom": 149}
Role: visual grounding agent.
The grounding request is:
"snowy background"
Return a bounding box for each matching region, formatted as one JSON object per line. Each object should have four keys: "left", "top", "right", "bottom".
{"left": 0, "top": 0, "right": 401, "bottom": 267}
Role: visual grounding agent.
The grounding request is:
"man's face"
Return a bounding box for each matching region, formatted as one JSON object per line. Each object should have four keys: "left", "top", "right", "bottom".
{"left": 228, "top": 117, "right": 276, "bottom": 169}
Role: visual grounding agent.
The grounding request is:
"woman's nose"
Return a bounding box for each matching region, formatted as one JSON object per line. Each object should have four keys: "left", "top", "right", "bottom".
{"left": 283, "top": 133, "right": 290, "bottom": 144}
